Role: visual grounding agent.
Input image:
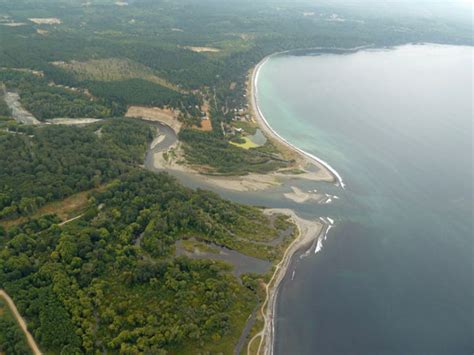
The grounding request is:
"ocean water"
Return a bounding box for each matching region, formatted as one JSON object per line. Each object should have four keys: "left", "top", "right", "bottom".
{"left": 256, "top": 44, "right": 473, "bottom": 354}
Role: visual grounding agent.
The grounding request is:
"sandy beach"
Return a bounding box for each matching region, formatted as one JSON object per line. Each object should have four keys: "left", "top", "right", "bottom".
{"left": 151, "top": 141, "right": 283, "bottom": 191}
{"left": 249, "top": 57, "right": 345, "bottom": 188}
{"left": 247, "top": 209, "right": 325, "bottom": 355}
{"left": 283, "top": 186, "right": 324, "bottom": 203}
{"left": 141, "top": 56, "right": 341, "bottom": 353}
{"left": 145, "top": 56, "right": 343, "bottom": 193}
{"left": 151, "top": 140, "right": 339, "bottom": 193}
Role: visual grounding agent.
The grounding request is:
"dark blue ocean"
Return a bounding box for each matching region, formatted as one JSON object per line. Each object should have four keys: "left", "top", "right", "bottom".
{"left": 256, "top": 44, "right": 473, "bottom": 354}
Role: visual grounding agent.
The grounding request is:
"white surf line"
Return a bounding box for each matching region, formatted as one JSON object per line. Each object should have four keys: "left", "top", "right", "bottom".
{"left": 314, "top": 236, "right": 324, "bottom": 254}
{"left": 299, "top": 239, "right": 315, "bottom": 259}
{"left": 252, "top": 44, "right": 379, "bottom": 188}
{"left": 315, "top": 217, "right": 335, "bottom": 253}
{"left": 253, "top": 57, "right": 346, "bottom": 189}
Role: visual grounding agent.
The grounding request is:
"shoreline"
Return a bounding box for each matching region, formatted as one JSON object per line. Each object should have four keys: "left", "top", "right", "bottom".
{"left": 246, "top": 50, "right": 349, "bottom": 354}
{"left": 145, "top": 53, "right": 347, "bottom": 192}
{"left": 143, "top": 49, "right": 351, "bottom": 353}
{"left": 247, "top": 209, "right": 326, "bottom": 355}
{"left": 250, "top": 55, "right": 346, "bottom": 188}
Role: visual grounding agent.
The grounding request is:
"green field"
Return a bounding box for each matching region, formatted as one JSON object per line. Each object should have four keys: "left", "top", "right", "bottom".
{"left": 230, "top": 136, "right": 260, "bottom": 150}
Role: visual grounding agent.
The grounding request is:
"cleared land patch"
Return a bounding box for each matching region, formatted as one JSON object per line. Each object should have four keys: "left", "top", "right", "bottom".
{"left": 125, "top": 105, "right": 182, "bottom": 133}
{"left": 53, "top": 58, "right": 183, "bottom": 93}
{"left": 193, "top": 118, "right": 213, "bottom": 131}
{"left": 230, "top": 137, "right": 260, "bottom": 149}
{"left": 0, "top": 185, "right": 107, "bottom": 229}
{"left": 184, "top": 46, "right": 221, "bottom": 53}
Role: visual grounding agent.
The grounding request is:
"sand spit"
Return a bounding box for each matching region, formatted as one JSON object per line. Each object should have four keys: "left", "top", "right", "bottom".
{"left": 247, "top": 209, "right": 325, "bottom": 355}
{"left": 1, "top": 22, "right": 27, "bottom": 27}
{"left": 151, "top": 142, "right": 282, "bottom": 191}
{"left": 29, "top": 18, "right": 61, "bottom": 25}
{"left": 283, "top": 186, "right": 324, "bottom": 203}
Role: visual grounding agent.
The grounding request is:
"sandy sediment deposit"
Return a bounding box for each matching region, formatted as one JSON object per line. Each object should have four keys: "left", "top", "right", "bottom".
{"left": 29, "top": 17, "right": 61, "bottom": 25}
{"left": 126, "top": 106, "right": 182, "bottom": 133}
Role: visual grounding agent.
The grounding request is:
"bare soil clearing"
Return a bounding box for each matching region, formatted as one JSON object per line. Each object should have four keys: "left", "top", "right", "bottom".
{"left": 0, "top": 186, "right": 106, "bottom": 229}
{"left": 193, "top": 118, "right": 212, "bottom": 131}
{"left": 47, "top": 118, "right": 102, "bottom": 125}
{"left": 3, "top": 92, "right": 41, "bottom": 125}
{"left": 29, "top": 17, "right": 61, "bottom": 25}
{"left": 184, "top": 46, "right": 221, "bottom": 53}
{"left": 126, "top": 105, "right": 182, "bottom": 133}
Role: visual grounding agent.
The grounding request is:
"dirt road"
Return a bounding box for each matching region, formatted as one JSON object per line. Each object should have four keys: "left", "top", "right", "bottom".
{"left": 0, "top": 290, "right": 42, "bottom": 354}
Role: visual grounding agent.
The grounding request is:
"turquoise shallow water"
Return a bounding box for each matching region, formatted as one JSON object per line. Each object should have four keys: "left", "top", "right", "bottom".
{"left": 256, "top": 44, "right": 473, "bottom": 354}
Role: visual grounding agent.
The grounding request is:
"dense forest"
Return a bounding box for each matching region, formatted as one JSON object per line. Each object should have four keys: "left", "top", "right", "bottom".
{"left": 0, "top": 118, "right": 293, "bottom": 353}
{"left": 0, "top": 298, "right": 31, "bottom": 354}
{"left": 0, "top": 95, "right": 11, "bottom": 118}
{"left": 0, "top": 170, "right": 291, "bottom": 354}
{"left": 86, "top": 79, "right": 197, "bottom": 109}
{"left": 0, "top": 70, "right": 121, "bottom": 120}
{"left": 0, "top": 119, "right": 152, "bottom": 219}
{"left": 0, "top": 0, "right": 471, "bottom": 353}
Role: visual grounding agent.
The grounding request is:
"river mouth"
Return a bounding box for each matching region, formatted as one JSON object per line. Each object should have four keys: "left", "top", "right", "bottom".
{"left": 142, "top": 43, "right": 473, "bottom": 353}
{"left": 143, "top": 120, "right": 346, "bottom": 220}
{"left": 256, "top": 44, "right": 473, "bottom": 353}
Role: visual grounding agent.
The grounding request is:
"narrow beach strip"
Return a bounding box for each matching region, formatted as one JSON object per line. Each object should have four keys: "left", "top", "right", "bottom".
{"left": 247, "top": 209, "right": 326, "bottom": 355}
